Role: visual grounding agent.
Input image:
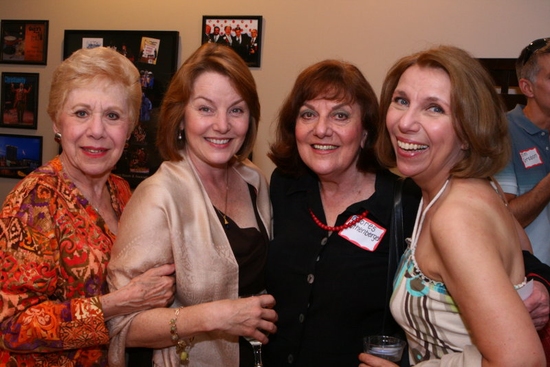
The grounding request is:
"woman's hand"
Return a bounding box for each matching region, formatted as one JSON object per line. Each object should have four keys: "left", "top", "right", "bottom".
{"left": 358, "top": 352, "right": 400, "bottom": 367}
{"left": 208, "top": 294, "right": 278, "bottom": 343}
{"left": 101, "top": 264, "right": 176, "bottom": 320}
{"left": 524, "top": 280, "right": 550, "bottom": 330}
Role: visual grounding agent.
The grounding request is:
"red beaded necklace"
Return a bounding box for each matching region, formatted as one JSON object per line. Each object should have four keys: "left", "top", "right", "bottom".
{"left": 308, "top": 208, "right": 369, "bottom": 232}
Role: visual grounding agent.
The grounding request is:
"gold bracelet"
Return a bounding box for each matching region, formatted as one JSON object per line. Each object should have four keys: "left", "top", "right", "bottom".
{"left": 169, "top": 307, "right": 194, "bottom": 363}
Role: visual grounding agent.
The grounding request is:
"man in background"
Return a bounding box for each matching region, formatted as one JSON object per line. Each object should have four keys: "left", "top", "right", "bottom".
{"left": 495, "top": 37, "right": 550, "bottom": 265}
{"left": 248, "top": 28, "right": 260, "bottom": 65}
{"left": 202, "top": 24, "right": 212, "bottom": 44}
{"left": 220, "top": 25, "right": 234, "bottom": 47}
{"left": 231, "top": 26, "right": 250, "bottom": 61}
{"left": 211, "top": 26, "right": 221, "bottom": 43}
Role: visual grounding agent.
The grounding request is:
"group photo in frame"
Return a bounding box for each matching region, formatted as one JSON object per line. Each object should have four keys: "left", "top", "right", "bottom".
{"left": 0, "top": 133, "right": 43, "bottom": 179}
{"left": 1, "top": 72, "right": 39, "bottom": 129}
{"left": 64, "top": 29, "right": 179, "bottom": 188}
{"left": 0, "top": 20, "right": 48, "bottom": 65}
{"left": 202, "top": 15, "right": 263, "bottom": 67}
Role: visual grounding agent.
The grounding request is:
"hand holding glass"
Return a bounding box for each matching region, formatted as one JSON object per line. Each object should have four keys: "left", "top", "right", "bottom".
{"left": 363, "top": 335, "right": 406, "bottom": 362}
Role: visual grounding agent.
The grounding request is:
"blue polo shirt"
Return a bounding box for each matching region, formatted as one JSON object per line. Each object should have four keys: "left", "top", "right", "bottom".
{"left": 494, "top": 105, "right": 550, "bottom": 265}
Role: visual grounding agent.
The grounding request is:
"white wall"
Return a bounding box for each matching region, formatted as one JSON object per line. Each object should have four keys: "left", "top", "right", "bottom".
{"left": 1, "top": 0, "right": 549, "bottom": 200}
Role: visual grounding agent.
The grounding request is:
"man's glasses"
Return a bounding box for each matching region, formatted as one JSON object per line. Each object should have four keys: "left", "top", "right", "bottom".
{"left": 519, "top": 38, "right": 550, "bottom": 66}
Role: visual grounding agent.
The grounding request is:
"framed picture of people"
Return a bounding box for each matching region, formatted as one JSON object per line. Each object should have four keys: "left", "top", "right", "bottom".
{"left": 63, "top": 29, "right": 179, "bottom": 188}
{"left": 0, "top": 72, "right": 39, "bottom": 129}
{"left": 202, "top": 16, "right": 263, "bottom": 67}
{"left": 0, "top": 20, "right": 49, "bottom": 65}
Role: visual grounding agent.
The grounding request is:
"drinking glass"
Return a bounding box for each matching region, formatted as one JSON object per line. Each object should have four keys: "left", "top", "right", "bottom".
{"left": 363, "top": 335, "right": 406, "bottom": 362}
{"left": 242, "top": 290, "right": 268, "bottom": 367}
{"left": 244, "top": 336, "right": 264, "bottom": 367}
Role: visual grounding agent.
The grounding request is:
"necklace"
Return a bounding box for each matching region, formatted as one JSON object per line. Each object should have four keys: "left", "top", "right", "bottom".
{"left": 220, "top": 167, "right": 230, "bottom": 229}
{"left": 309, "top": 208, "right": 369, "bottom": 232}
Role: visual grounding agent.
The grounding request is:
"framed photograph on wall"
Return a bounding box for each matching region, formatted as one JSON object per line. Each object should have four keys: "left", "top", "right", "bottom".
{"left": 0, "top": 133, "right": 43, "bottom": 179}
{"left": 64, "top": 29, "right": 179, "bottom": 187}
{"left": 202, "top": 16, "right": 263, "bottom": 67}
{"left": 1, "top": 72, "right": 39, "bottom": 129}
{"left": 0, "top": 20, "right": 49, "bottom": 65}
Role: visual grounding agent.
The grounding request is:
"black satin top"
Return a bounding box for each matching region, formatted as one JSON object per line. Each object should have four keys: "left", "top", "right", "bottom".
{"left": 214, "top": 184, "right": 269, "bottom": 367}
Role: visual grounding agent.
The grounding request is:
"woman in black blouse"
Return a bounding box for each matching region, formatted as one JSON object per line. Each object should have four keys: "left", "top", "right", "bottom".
{"left": 263, "top": 60, "right": 419, "bottom": 367}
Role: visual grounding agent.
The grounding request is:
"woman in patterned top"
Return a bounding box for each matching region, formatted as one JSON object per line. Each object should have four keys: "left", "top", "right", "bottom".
{"left": 359, "top": 45, "right": 545, "bottom": 366}
{"left": 0, "top": 47, "right": 175, "bottom": 367}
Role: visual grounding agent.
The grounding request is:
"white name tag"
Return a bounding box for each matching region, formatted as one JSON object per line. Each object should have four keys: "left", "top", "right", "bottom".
{"left": 520, "top": 147, "right": 543, "bottom": 169}
{"left": 339, "top": 215, "right": 386, "bottom": 251}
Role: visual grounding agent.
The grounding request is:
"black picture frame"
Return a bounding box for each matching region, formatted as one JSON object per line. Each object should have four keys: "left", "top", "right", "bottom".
{"left": 1, "top": 72, "right": 39, "bottom": 129}
{"left": 0, "top": 133, "right": 43, "bottom": 179}
{"left": 63, "top": 29, "right": 179, "bottom": 188}
{"left": 0, "top": 20, "right": 49, "bottom": 65}
{"left": 202, "top": 15, "right": 263, "bottom": 67}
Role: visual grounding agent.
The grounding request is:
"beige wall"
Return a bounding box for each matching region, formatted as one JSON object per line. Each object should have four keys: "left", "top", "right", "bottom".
{"left": 0, "top": 0, "right": 549, "bottom": 200}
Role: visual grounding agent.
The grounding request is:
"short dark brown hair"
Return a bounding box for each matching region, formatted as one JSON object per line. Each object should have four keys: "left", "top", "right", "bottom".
{"left": 377, "top": 45, "right": 510, "bottom": 178}
{"left": 268, "top": 59, "right": 380, "bottom": 176}
{"left": 157, "top": 43, "right": 260, "bottom": 161}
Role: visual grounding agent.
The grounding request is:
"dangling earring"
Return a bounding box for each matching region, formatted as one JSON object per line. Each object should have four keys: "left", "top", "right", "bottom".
{"left": 360, "top": 131, "right": 367, "bottom": 149}
{"left": 54, "top": 132, "right": 62, "bottom": 143}
{"left": 177, "top": 130, "right": 183, "bottom": 141}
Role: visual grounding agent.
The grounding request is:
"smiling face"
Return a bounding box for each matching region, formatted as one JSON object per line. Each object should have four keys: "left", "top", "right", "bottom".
{"left": 295, "top": 97, "right": 366, "bottom": 181}
{"left": 182, "top": 72, "right": 250, "bottom": 171}
{"left": 386, "top": 65, "right": 464, "bottom": 188}
{"left": 55, "top": 79, "right": 132, "bottom": 184}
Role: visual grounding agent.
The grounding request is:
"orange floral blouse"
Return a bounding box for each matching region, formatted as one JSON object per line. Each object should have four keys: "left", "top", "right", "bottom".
{"left": 0, "top": 157, "right": 132, "bottom": 367}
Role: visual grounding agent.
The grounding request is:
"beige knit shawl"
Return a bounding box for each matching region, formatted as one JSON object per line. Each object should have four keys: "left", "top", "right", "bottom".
{"left": 107, "top": 152, "right": 272, "bottom": 367}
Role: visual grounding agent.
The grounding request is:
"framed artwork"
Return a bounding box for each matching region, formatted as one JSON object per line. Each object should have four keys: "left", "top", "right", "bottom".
{"left": 0, "top": 20, "right": 49, "bottom": 65}
{"left": 64, "top": 29, "right": 179, "bottom": 187}
{"left": 202, "top": 15, "right": 263, "bottom": 67}
{"left": 0, "top": 133, "right": 42, "bottom": 178}
{"left": 1, "top": 72, "right": 39, "bottom": 129}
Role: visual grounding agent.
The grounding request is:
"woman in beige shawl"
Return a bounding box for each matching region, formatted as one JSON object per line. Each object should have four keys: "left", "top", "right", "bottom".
{"left": 107, "top": 43, "right": 277, "bottom": 367}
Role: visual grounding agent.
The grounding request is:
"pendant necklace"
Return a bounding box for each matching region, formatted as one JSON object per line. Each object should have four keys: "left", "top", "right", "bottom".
{"left": 220, "top": 167, "right": 230, "bottom": 229}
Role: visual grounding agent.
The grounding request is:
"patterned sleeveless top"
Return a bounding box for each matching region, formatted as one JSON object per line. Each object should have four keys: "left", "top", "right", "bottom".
{"left": 389, "top": 179, "right": 529, "bottom": 364}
